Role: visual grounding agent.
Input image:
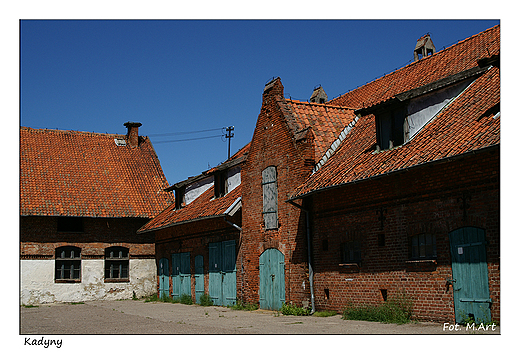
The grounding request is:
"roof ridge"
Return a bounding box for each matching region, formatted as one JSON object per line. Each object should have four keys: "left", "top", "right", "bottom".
{"left": 331, "top": 24, "right": 499, "bottom": 105}
{"left": 20, "top": 126, "right": 127, "bottom": 137}
{"left": 286, "top": 98, "right": 356, "bottom": 111}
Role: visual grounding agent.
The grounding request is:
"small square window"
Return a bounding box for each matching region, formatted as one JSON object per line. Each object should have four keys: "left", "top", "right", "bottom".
{"left": 410, "top": 234, "right": 437, "bottom": 260}
{"left": 340, "top": 241, "right": 361, "bottom": 265}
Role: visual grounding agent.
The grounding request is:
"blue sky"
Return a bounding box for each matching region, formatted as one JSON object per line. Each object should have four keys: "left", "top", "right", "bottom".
{"left": 20, "top": 19, "right": 499, "bottom": 185}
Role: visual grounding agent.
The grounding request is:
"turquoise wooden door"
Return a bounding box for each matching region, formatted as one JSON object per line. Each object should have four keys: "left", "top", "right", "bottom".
{"left": 194, "top": 255, "right": 204, "bottom": 304}
{"left": 209, "top": 240, "right": 237, "bottom": 306}
{"left": 158, "top": 257, "right": 169, "bottom": 299}
{"left": 172, "top": 252, "right": 191, "bottom": 300}
{"left": 259, "top": 248, "right": 285, "bottom": 310}
{"left": 222, "top": 240, "right": 237, "bottom": 306}
{"left": 449, "top": 227, "right": 492, "bottom": 324}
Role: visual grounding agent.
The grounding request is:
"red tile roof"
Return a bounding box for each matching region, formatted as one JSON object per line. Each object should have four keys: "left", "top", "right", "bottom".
{"left": 137, "top": 184, "right": 241, "bottom": 233}
{"left": 330, "top": 25, "right": 500, "bottom": 110}
{"left": 291, "top": 27, "right": 500, "bottom": 200}
{"left": 20, "top": 127, "right": 174, "bottom": 218}
{"left": 283, "top": 100, "right": 356, "bottom": 163}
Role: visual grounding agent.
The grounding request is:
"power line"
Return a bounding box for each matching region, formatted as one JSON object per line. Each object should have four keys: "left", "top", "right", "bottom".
{"left": 153, "top": 134, "right": 223, "bottom": 144}
{"left": 148, "top": 128, "right": 223, "bottom": 137}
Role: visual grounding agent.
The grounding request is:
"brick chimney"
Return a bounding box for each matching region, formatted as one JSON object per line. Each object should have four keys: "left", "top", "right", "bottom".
{"left": 414, "top": 34, "right": 436, "bottom": 61}
{"left": 310, "top": 86, "right": 328, "bottom": 103}
{"left": 124, "top": 122, "right": 142, "bottom": 148}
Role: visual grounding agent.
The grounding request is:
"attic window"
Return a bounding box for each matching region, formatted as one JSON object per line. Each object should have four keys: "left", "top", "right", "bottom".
{"left": 175, "top": 187, "right": 186, "bottom": 210}
{"left": 375, "top": 104, "right": 407, "bottom": 151}
{"left": 57, "top": 217, "right": 84, "bottom": 233}
{"left": 214, "top": 170, "right": 228, "bottom": 198}
{"left": 114, "top": 138, "right": 127, "bottom": 146}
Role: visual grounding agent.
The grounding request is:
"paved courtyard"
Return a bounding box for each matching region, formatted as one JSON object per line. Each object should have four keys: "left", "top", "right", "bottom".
{"left": 20, "top": 299, "right": 500, "bottom": 336}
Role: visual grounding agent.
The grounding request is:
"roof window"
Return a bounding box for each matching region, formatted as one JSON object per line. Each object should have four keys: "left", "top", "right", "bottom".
{"left": 114, "top": 138, "right": 127, "bottom": 146}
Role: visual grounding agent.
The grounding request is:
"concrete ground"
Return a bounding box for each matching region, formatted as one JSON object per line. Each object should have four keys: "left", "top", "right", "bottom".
{"left": 20, "top": 299, "right": 499, "bottom": 335}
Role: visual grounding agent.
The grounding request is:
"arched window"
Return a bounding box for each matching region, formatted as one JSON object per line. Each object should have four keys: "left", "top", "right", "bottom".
{"left": 262, "top": 166, "right": 278, "bottom": 230}
{"left": 55, "top": 246, "right": 81, "bottom": 282}
{"left": 105, "top": 246, "right": 129, "bottom": 281}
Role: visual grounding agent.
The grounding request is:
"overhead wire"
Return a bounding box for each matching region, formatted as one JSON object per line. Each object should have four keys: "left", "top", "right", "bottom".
{"left": 153, "top": 134, "right": 224, "bottom": 144}
{"left": 148, "top": 127, "right": 226, "bottom": 144}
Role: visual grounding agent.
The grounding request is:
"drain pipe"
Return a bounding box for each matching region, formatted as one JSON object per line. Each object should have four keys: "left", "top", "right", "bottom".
{"left": 288, "top": 199, "right": 315, "bottom": 314}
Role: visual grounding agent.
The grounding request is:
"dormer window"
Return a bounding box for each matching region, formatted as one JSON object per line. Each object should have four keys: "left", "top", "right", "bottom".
{"left": 214, "top": 170, "right": 228, "bottom": 198}
{"left": 375, "top": 104, "right": 407, "bottom": 151}
{"left": 175, "top": 186, "right": 185, "bottom": 210}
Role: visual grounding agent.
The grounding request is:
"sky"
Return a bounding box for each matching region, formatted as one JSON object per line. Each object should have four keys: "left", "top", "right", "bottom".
{"left": 20, "top": 19, "right": 500, "bottom": 185}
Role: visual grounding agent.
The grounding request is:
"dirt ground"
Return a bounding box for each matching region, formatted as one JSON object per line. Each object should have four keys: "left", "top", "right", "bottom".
{"left": 20, "top": 299, "right": 499, "bottom": 335}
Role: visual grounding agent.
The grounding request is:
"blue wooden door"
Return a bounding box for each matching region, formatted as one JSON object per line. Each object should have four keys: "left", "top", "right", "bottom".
{"left": 172, "top": 252, "right": 191, "bottom": 300}
{"left": 158, "top": 257, "right": 169, "bottom": 299}
{"left": 208, "top": 242, "right": 222, "bottom": 305}
{"left": 222, "top": 240, "right": 237, "bottom": 306}
{"left": 194, "top": 255, "right": 204, "bottom": 304}
{"left": 259, "top": 248, "right": 285, "bottom": 310}
{"left": 209, "top": 241, "right": 237, "bottom": 306}
{"left": 449, "top": 227, "right": 492, "bottom": 324}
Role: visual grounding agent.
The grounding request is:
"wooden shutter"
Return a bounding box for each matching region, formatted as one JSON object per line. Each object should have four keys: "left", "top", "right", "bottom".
{"left": 262, "top": 166, "right": 278, "bottom": 229}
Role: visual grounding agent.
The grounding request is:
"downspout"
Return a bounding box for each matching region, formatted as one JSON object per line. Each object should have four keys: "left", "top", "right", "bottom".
{"left": 288, "top": 199, "right": 315, "bottom": 314}
{"left": 224, "top": 217, "right": 242, "bottom": 232}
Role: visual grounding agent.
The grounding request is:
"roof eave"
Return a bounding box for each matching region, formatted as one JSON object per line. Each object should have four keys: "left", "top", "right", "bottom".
{"left": 288, "top": 144, "right": 499, "bottom": 203}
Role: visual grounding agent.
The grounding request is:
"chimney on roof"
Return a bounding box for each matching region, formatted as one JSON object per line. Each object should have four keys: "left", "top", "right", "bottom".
{"left": 414, "top": 34, "right": 436, "bottom": 61}
{"left": 310, "top": 86, "right": 328, "bottom": 104}
{"left": 124, "top": 122, "right": 142, "bottom": 148}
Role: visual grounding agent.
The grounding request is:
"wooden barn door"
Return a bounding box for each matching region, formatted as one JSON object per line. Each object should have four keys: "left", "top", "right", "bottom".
{"left": 209, "top": 240, "right": 237, "bottom": 306}
{"left": 449, "top": 227, "right": 492, "bottom": 324}
{"left": 259, "top": 248, "right": 285, "bottom": 310}
{"left": 158, "top": 257, "right": 169, "bottom": 299}
{"left": 172, "top": 252, "right": 191, "bottom": 300}
{"left": 194, "top": 255, "right": 204, "bottom": 304}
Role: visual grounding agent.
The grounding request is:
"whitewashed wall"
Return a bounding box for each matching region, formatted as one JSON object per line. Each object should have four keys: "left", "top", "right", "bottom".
{"left": 227, "top": 166, "right": 241, "bottom": 193}
{"left": 20, "top": 259, "right": 156, "bottom": 305}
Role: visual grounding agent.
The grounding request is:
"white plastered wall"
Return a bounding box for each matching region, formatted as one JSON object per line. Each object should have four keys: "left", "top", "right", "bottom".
{"left": 20, "top": 258, "right": 156, "bottom": 305}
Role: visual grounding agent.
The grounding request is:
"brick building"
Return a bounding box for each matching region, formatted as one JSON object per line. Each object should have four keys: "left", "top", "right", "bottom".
{"left": 138, "top": 144, "right": 249, "bottom": 305}
{"left": 141, "top": 25, "right": 499, "bottom": 323}
{"left": 20, "top": 122, "right": 173, "bottom": 305}
{"left": 286, "top": 25, "right": 500, "bottom": 323}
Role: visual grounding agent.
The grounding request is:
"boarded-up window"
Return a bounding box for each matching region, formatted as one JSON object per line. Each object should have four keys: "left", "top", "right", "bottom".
{"left": 262, "top": 166, "right": 278, "bottom": 230}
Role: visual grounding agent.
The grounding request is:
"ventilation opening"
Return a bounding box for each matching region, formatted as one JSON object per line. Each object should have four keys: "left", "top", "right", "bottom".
{"left": 380, "top": 289, "right": 388, "bottom": 301}
{"left": 324, "top": 288, "right": 330, "bottom": 300}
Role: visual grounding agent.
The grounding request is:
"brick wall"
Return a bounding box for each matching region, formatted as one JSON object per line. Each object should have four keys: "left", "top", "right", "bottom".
{"left": 20, "top": 216, "right": 154, "bottom": 258}
{"left": 154, "top": 214, "right": 241, "bottom": 301}
{"left": 307, "top": 147, "right": 500, "bottom": 322}
{"left": 239, "top": 78, "right": 315, "bottom": 307}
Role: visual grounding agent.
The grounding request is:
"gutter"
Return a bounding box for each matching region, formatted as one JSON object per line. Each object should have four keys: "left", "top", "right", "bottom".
{"left": 224, "top": 197, "right": 242, "bottom": 232}
{"left": 286, "top": 199, "right": 315, "bottom": 314}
